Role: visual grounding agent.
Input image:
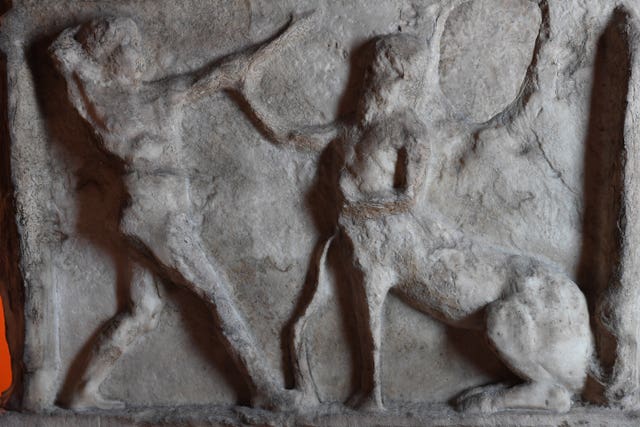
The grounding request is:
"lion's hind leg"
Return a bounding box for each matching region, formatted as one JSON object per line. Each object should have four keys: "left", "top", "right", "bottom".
{"left": 457, "top": 269, "right": 592, "bottom": 414}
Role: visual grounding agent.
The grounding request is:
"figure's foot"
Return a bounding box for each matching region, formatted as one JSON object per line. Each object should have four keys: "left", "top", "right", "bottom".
{"left": 65, "top": 388, "right": 125, "bottom": 411}
{"left": 456, "top": 382, "right": 572, "bottom": 414}
{"left": 346, "top": 390, "right": 385, "bottom": 412}
{"left": 455, "top": 383, "right": 509, "bottom": 414}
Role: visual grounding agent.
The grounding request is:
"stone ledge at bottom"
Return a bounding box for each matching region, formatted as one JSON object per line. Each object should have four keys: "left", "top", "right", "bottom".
{"left": 1, "top": 403, "right": 638, "bottom": 426}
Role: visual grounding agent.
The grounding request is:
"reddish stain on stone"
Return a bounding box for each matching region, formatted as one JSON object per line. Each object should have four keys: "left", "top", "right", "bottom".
{"left": 0, "top": 295, "right": 10, "bottom": 394}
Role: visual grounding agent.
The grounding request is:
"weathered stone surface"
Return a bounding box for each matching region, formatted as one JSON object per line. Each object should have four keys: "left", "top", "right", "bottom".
{"left": 2, "top": 404, "right": 640, "bottom": 427}
{"left": 1, "top": 0, "right": 640, "bottom": 425}
{"left": 438, "top": 0, "right": 541, "bottom": 123}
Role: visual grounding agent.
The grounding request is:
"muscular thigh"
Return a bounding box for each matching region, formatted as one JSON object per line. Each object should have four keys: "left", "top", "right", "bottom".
{"left": 121, "top": 173, "right": 192, "bottom": 266}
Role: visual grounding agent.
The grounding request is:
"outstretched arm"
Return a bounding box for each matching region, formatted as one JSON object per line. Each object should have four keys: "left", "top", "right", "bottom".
{"left": 229, "top": 90, "right": 342, "bottom": 151}
{"left": 49, "top": 27, "right": 109, "bottom": 134}
{"left": 230, "top": 11, "right": 342, "bottom": 150}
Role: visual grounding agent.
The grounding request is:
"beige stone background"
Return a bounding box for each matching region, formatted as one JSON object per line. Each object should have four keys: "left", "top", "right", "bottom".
{"left": 1, "top": 0, "right": 639, "bottom": 412}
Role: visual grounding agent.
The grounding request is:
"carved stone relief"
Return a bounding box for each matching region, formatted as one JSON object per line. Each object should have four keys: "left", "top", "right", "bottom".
{"left": 2, "top": 0, "right": 640, "bottom": 425}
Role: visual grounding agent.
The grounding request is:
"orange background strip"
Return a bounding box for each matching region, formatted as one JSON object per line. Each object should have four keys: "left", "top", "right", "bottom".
{"left": 0, "top": 295, "right": 11, "bottom": 394}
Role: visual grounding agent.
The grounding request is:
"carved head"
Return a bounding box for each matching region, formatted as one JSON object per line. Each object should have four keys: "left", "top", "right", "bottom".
{"left": 74, "top": 17, "right": 144, "bottom": 85}
{"left": 359, "top": 33, "right": 427, "bottom": 122}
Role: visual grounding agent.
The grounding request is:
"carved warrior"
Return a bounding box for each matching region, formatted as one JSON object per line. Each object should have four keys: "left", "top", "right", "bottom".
{"left": 49, "top": 15, "right": 314, "bottom": 410}
{"left": 50, "top": 14, "right": 594, "bottom": 415}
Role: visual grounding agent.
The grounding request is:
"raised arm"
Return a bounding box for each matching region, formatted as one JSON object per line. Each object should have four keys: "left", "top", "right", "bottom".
{"left": 49, "top": 26, "right": 110, "bottom": 134}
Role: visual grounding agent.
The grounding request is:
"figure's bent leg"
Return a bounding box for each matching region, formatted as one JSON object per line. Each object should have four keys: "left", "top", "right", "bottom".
{"left": 457, "top": 270, "right": 592, "bottom": 414}
{"left": 67, "top": 265, "right": 163, "bottom": 410}
{"left": 290, "top": 237, "right": 334, "bottom": 407}
{"left": 456, "top": 381, "right": 572, "bottom": 414}
{"left": 165, "top": 214, "right": 296, "bottom": 410}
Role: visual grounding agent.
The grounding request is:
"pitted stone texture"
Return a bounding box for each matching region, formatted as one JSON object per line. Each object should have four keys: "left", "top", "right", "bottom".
{"left": 3, "top": 405, "right": 640, "bottom": 427}
{"left": 438, "top": 0, "right": 541, "bottom": 123}
{"left": 2, "top": 0, "right": 640, "bottom": 421}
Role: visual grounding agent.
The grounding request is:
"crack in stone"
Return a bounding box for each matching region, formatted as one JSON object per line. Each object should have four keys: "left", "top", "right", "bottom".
{"left": 532, "top": 129, "right": 578, "bottom": 196}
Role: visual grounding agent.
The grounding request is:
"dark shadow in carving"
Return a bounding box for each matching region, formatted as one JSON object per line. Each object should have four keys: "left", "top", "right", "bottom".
{"left": 0, "top": 0, "right": 11, "bottom": 16}
{"left": 576, "top": 7, "right": 631, "bottom": 402}
{"left": 335, "top": 40, "right": 375, "bottom": 120}
{"left": 27, "top": 33, "right": 251, "bottom": 408}
{"left": 0, "top": 41, "right": 25, "bottom": 410}
{"left": 445, "top": 326, "right": 514, "bottom": 384}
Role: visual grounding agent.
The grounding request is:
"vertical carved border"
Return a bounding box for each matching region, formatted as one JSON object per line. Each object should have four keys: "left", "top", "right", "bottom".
{"left": 0, "top": 0, "right": 24, "bottom": 410}
{"left": 604, "top": 5, "right": 640, "bottom": 408}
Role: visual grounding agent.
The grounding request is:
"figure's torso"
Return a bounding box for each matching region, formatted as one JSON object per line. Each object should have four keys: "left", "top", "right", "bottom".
{"left": 339, "top": 110, "right": 426, "bottom": 215}
{"left": 85, "top": 82, "right": 186, "bottom": 174}
{"left": 81, "top": 81, "right": 195, "bottom": 251}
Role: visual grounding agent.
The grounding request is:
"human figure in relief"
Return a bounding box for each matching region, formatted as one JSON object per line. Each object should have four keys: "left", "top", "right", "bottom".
{"left": 239, "top": 33, "right": 594, "bottom": 413}
{"left": 49, "top": 15, "right": 313, "bottom": 411}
